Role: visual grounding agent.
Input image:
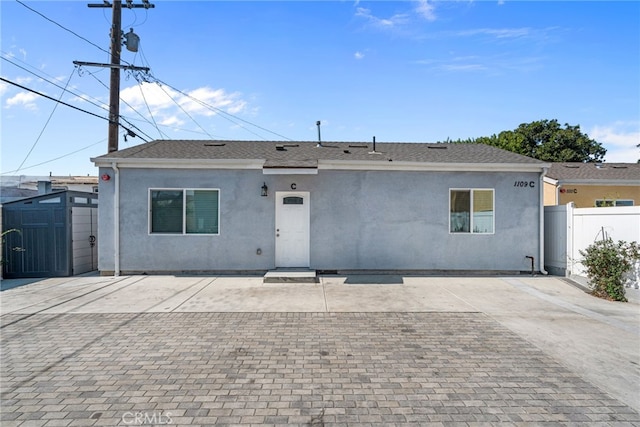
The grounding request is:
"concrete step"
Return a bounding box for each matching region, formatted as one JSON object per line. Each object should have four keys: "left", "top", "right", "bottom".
{"left": 264, "top": 269, "right": 318, "bottom": 283}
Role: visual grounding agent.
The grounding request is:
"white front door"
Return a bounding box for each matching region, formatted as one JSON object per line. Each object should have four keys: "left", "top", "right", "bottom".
{"left": 275, "top": 192, "right": 310, "bottom": 267}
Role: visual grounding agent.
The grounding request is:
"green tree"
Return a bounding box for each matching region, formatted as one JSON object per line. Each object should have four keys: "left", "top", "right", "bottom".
{"left": 444, "top": 120, "right": 607, "bottom": 162}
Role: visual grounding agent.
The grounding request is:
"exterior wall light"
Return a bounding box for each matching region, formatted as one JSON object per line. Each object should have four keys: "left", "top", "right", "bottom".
{"left": 101, "top": 174, "right": 111, "bottom": 181}
{"left": 261, "top": 182, "right": 268, "bottom": 197}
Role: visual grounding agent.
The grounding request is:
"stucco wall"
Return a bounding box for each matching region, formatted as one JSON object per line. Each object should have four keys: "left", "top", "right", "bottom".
{"left": 97, "top": 167, "right": 542, "bottom": 273}
{"left": 556, "top": 184, "right": 639, "bottom": 208}
{"left": 543, "top": 181, "right": 558, "bottom": 206}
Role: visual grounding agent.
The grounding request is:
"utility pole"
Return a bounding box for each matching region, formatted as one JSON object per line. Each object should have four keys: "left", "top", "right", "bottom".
{"left": 107, "top": 0, "right": 122, "bottom": 153}
{"left": 84, "top": 1, "right": 154, "bottom": 152}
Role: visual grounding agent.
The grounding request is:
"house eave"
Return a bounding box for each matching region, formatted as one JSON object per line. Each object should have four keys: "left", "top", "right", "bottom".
{"left": 318, "top": 160, "right": 550, "bottom": 173}
{"left": 92, "top": 158, "right": 265, "bottom": 170}
{"left": 92, "top": 157, "right": 550, "bottom": 173}
{"left": 554, "top": 179, "right": 640, "bottom": 186}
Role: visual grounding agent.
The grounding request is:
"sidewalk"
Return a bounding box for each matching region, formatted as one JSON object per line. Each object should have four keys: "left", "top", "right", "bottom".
{"left": 1, "top": 274, "right": 639, "bottom": 425}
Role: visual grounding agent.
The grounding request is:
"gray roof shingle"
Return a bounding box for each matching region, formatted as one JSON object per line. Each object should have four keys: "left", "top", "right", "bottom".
{"left": 93, "top": 140, "right": 546, "bottom": 167}
{"left": 546, "top": 162, "right": 640, "bottom": 182}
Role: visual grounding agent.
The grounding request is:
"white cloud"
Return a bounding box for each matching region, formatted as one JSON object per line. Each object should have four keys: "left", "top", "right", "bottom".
{"left": 355, "top": 7, "right": 410, "bottom": 29}
{"left": 415, "top": 0, "right": 436, "bottom": 22}
{"left": 414, "top": 52, "right": 543, "bottom": 75}
{"left": 354, "top": 51, "right": 365, "bottom": 60}
{"left": 5, "top": 91, "right": 38, "bottom": 110}
{"left": 4, "top": 47, "right": 27, "bottom": 61}
{"left": 354, "top": 2, "right": 437, "bottom": 37}
{"left": 70, "top": 93, "right": 105, "bottom": 109}
{"left": 441, "top": 63, "right": 487, "bottom": 72}
{"left": 15, "top": 76, "right": 33, "bottom": 85}
{"left": 589, "top": 122, "right": 640, "bottom": 163}
{"left": 159, "top": 115, "right": 185, "bottom": 128}
{"left": 356, "top": 0, "right": 436, "bottom": 30}
{"left": 120, "top": 82, "right": 247, "bottom": 122}
{"left": 455, "top": 28, "right": 532, "bottom": 39}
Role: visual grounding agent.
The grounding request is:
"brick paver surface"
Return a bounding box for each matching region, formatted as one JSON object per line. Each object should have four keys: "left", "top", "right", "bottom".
{"left": 1, "top": 312, "right": 638, "bottom": 426}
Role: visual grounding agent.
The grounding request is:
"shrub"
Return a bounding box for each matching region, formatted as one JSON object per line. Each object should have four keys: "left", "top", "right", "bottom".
{"left": 579, "top": 238, "right": 640, "bottom": 302}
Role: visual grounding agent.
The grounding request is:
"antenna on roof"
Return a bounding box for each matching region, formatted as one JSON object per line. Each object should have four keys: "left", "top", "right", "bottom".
{"left": 316, "top": 120, "right": 322, "bottom": 147}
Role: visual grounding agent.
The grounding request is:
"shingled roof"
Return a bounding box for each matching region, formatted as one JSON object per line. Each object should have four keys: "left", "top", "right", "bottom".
{"left": 93, "top": 140, "right": 546, "bottom": 169}
{"left": 546, "top": 162, "right": 640, "bottom": 183}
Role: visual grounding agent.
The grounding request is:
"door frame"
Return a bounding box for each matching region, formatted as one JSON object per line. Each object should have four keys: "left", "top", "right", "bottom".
{"left": 275, "top": 191, "right": 310, "bottom": 268}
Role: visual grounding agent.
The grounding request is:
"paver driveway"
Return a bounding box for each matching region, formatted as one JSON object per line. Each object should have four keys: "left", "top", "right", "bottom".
{"left": 1, "top": 275, "right": 639, "bottom": 426}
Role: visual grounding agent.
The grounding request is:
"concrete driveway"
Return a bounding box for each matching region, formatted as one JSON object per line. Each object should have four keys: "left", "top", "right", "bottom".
{"left": 1, "top": 274, "right": 639, "bottom": 426}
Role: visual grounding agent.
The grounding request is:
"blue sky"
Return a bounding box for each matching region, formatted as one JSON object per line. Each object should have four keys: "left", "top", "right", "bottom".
{"left": 1, "top": 0, "right": 639, "bottom": 177}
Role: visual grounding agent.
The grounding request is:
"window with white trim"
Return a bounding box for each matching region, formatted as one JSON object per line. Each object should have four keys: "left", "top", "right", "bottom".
{"left": 450, "top": 189, "right": 494, "bottom": 234}
{"left": 595, "top": 199, "right": 633, "bottom": 207}
{"left": 150, "top": 189, "right": 219, "bottom": 234}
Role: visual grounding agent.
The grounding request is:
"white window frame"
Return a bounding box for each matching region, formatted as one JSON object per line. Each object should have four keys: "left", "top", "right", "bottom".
{"left": 148, "top": 188, "right": 220, "bottom": 236}
{"left": 449, "top": 188, "right": 495, "bottom": 235}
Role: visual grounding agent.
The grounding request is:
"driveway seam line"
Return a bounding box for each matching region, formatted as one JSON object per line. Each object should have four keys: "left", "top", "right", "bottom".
{"left": 169, "top": 276, "right": 219, "bottom": 312}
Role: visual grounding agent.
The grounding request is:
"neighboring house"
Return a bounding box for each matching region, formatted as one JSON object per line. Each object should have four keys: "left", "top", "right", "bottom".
{"left": 91, "top": 140, "right": 550, "bottom": 276}
{"left": 0, "top": 175, "right": 98, "bottom": 204}
{"left": 543, "top": 163, "right": 640, "bottom": 207}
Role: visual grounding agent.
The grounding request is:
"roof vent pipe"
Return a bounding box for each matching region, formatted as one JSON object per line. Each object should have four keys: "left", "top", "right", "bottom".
{"left": 316, "top": 120, "right": 322, "bottom": 147}
{"left": 369, "top": 136, "right": 380, "bottom": 155}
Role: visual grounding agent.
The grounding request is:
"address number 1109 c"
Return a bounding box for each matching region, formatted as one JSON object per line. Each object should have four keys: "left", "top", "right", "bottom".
{"left": 514, "top": 181, "right": 536, "bottom": 188}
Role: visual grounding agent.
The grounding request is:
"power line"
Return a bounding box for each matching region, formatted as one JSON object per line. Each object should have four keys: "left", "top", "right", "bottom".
{"left": 2, "top": 55, "right": 110, "bottom": 115}
{"left": 2, "top": 54, "right": 157, "bottom": 142}
{"left": 15, "top": 0, "right": 140, "bottom": 69}
{"left": 0, "top": 77, "right": 148, "bottom": 143}
{"left": 12, "top": 0, "right": 294, "bottom": 143}
{"left": 152, "top": 77, "right": 294, "bottom": 141}
{"left": 5, "top": 50, "right": 206, "bottom": 143}
{"left": 136, "top": 80, "right": 169, "bottom": 139}
{"left": 15, "top": 0, "right": 110, "bottom": 57}
{"left": 1, "top": 139, "right": 106, "bottom": 176}
{"left": 15, "top": 70, "right": 75, "bottom": 173}
{"left": 79, "top": 66, "right": 156, "bottom": 141}
{"left": 1, "top": 77, "right": 111, "bottom": 122}
{"left": 3, "top": 51, "right": 152, "bottom": 143}
{"left": 154, "top": 80, "right": 214, "bottom": 139}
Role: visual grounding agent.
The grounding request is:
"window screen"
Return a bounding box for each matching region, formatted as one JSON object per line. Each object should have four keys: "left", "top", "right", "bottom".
{"left": 151, "top": 190, "right": 183, "bottom": 233}
{"left": 186, "top": 190, "right": 219, "bottom": 234}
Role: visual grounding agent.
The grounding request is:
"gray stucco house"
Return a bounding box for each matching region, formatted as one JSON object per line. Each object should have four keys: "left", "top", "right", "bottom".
{"left": 91, "top": 140, "right": 550, "bottom": 275}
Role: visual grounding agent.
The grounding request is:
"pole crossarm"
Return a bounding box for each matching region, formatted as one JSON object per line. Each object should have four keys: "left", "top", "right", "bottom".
{"left": 73, "top": 61, "right": 150, "bottom": 72}
{"left": 88, "top": 1, "right": 154, "bottom": 9}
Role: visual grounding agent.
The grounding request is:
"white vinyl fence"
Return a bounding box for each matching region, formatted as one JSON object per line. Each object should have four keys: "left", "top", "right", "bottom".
{"left": 544, "top": 203, "right": 640, "bottom": 288}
